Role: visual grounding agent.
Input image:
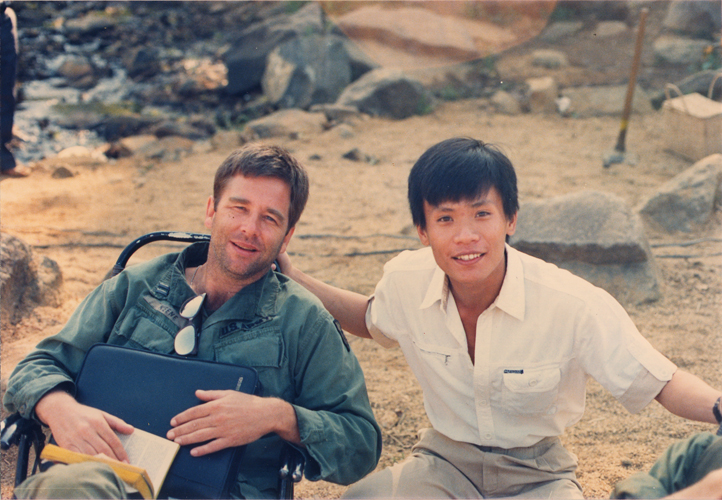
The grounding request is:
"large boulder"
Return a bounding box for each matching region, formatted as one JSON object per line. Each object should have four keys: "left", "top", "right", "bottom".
{"left": 637, "top": 154, "right": 722, "bottom": 233}
{"left": 1, "top": 234, "right": 63, "bottom": 326}
{"left": 262, "top": 34, "right": 352, "bottom": 109}
{"left": 223, "top": 3, "right": 325, "bottom": 96}
{"left": 335, "top": 68, "right": 433, "bottom": 119}
{"left": 510, "top": 191, "right": 661, "bottom": 305}
{"left": 663, "top": 0, "right": 721, "bottom": 39}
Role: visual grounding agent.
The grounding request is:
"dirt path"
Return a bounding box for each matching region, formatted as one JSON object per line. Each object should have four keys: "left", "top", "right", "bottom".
{"left": 2, "top": 99, "right": 721, "bottom": 498}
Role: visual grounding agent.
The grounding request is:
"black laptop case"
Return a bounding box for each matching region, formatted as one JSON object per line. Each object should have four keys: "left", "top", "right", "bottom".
{"left": 74, "top": 344, "right": 261, "bottom": 499}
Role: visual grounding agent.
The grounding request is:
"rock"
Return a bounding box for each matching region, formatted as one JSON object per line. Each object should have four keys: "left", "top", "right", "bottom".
{"left": 243, "top": 109, "right": 327, "bottom": 140}
{"left": 134, "top": 136, "right": 195, "bottom": 162}
{"left": 637, "top": 154, "right": 722, "bottom": 233}
{"left": 531, "top": 49, "right": 569, "bottom": 69}
{"left": 119, "top": 135, "right": 158, "bottom": 154}
{"left": 593, "top": 21, "right": 629, "bottom": 38}
{"left": 262, "top": 34, "right": 352, "bottom": 109}
{"left": 309, "top": 103, "right": 361, "bottom": 123}
{"left": 653, "top": 36, "right": 713, "bottom": 66}
{"left": 57, "top": 55, "right": 97, "bottom": 88}
{"left": 526, "top": 76, "right": 558, "bottom": 113}
{"left": 0, "top": 234, "right": 63, "bottom": 326}
{"left": 510, "top": 191, "right": 661, "bottom": 305}
{"left": 663, "top": 0, "right": 721, "bottom": 38}
{"left": 223, "top": 3, "right": 325, "bottom": 95}
{"left": 123, "top": 46, "right": 162, "bottom": 81}
{"left": 63, "top": 10, "right": 118, "bottom": 35}
{"left": 51, "top": 166, "right": 74, "bottom": 179}
{"left": 93, "top": 115, "right": 163, "bottom": 142}
{"left": 561, "top": 85, "right": 653, "bottom": 117}
{"left": 150, "top": 120, "right": 214, "bottom": 141}
{"left": 336, "top": 68, "right": 433, "bottom": 119}
{"left": 490, "top": 90, "right": 523, "bottom": 115}
{"left": 539, "top": 21, "right": 584, "bottom": 42}
{"left": 332, "top": 4, "right": 522, "bottom": 68}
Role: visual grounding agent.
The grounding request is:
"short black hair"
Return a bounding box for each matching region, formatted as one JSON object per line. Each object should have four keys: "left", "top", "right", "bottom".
{"left": 408, "top": 137, "right": 519, "bottom": 229}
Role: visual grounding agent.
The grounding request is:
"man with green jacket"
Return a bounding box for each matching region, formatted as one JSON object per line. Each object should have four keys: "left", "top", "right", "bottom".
{"left": 4, "top": 144, "right": 381, "bottom": 498}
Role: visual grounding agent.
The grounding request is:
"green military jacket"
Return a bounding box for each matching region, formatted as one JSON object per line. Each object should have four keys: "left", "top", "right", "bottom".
{"left": 611, "top": 432, "right": 722, "bottom": 499}
{"left": 4, "top": 242, "right": 382, "bottom": 498}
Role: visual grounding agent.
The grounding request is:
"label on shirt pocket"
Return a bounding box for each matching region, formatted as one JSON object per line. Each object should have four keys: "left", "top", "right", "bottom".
{"left": 501, "top": 366, "right": 561, "bottom": 415}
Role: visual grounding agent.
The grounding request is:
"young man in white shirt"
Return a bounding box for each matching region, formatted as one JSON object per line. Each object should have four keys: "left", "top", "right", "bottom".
{"left": 278, "top": 137, "right": 722, "bottom": 498}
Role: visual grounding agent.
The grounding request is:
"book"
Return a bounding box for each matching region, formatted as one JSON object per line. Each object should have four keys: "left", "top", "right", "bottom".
{"left": 39, "top": 428, "right": 180, "bottom": 499}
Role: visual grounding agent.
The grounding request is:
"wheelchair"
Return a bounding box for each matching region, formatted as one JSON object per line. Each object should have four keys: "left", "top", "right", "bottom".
{"left": 1, "top": 231, "right": 304, "bottom": 499}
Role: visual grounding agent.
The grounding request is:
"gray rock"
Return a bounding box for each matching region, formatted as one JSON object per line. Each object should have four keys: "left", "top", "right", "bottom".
{"left": 1, "top": 234, "right": 63, "bottom": 326}
{"left": 531, "top": 49, "right": 569, "bottom": 69}
{"left": 336, "top": 68, "right": 433, "bottom": 119}
{"left": 223, "top": 3, "right": 325, "bottom": 96}
{"left": 262, "top": 34, "right": 351, "bottom": 109}
{"left": 561, "top": 85, "right": 652, "bottom": 117}
{"left": 309, "top": 103, "right": 361, "bottom": 123}
{"left": 122, "top": 46, "right": 162, "bottom": 81}
{"left": 539, "top": 21, "right": 584, "bottom": 42}
{"left": 243, "top": 109, "right": 327, "bottom": 140}
{"left": 653, "top": 36, "right": 713, "bottom": 66}
{"left": 637, "top": 154, "right": 722, "bottom": 233}
{"left": 593, "top": 21, "right": 629, "bottom": 38}
{"left": 510, "top": 191, "right": 660, "bottom": 305}
{"left": 663, "top": 0, "right": 721, "bottom": 38}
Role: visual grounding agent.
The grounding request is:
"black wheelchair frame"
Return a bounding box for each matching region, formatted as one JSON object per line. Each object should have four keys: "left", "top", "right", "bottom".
{"left": 1, "top": 231, "right": 304, "bottom": 498}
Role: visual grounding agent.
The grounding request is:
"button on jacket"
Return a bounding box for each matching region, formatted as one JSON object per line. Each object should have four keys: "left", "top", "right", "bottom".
{"left": 4, "top": 242, "right": 382, "bottom": 498}
{"left": 366, "top": 245, "right": 676, "bottom": 449}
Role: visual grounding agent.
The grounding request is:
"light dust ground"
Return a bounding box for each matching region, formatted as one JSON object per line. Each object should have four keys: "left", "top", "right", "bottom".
{"left": 2, "top": 103, "right": 720, "bottom": 498}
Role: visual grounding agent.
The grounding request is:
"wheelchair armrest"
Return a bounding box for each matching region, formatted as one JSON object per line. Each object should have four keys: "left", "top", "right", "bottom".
{"left": 1, "top": 413, "right": 39, "bottom": 450}
{"left": 278, "top": 444, "right": 305, "bottom": 499}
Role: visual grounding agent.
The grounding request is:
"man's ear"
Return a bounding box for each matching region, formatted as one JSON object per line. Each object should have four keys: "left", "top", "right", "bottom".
{"left": 506, "top": 212, "right": 518, "bottom": 237}
{"left": 204, "top": 196, "right": 215, "bottom": 230}
{"left": 416, "top": 225, "right": 430, "bottom": 246}
{"left": 279, "top": 226, "right": 295, "bottom": 255}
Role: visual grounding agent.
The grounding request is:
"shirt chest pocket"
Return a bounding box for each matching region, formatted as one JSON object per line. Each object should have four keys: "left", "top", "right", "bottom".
{"left": 501, "top": 366, "right": 561, "bottom": 415}
{"left": 110, "top": 304, "right": 177, "bottom": 354}
{"left": 214, "top": 325, "right": 284, "bottom": 368}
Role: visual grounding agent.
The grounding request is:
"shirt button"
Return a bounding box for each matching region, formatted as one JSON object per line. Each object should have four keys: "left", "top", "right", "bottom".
{"left": 529, "top": 379, "right": 538, "bottom": 387}
{"left": 485, "top": 433, "right": 493, "bottom": 440}
{"left": 479, "top": 399, "right": 488, "bottom": 406}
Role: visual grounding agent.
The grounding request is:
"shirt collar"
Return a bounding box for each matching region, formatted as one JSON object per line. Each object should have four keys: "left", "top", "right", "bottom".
{"left": 418, "top": 244, "right": 526, "bottom": 321}
{"left": 168, "top": 242, "right": 281, "bottom": 323}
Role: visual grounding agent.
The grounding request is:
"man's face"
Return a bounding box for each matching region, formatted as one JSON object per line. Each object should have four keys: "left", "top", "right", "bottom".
{"left": 417, "top": 187, "right": 516, "bottom": 293}
{"left": 205, "top": 174, "right": 294, "bottom": 286}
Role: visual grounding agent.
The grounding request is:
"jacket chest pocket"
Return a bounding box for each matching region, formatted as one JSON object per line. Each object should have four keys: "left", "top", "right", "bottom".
{"left": 110, "top": 305, "right": 177, "bottom": 354}
{"left": 214, "top": 325, "right": 284, "bottom": 368}
{"left": 500, "top": 366, "right": 561, "bottom": 415}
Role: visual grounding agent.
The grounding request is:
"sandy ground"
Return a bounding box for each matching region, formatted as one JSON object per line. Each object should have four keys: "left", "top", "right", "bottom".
{"left": 2, "top": 99, "right": 721, "bottom": 498}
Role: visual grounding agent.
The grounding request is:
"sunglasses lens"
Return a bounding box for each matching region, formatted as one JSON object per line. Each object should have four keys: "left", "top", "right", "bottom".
{"left": 180, "top": 293, "right": 206, "bottom": 319}
{"left": 174, "top": 324, "right": 196, "bottom": 355}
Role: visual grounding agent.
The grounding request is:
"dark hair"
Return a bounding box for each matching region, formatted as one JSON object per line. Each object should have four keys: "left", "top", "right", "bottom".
{"left": 408, "top": 137, "right": 519, "bottom": 229}
{"left": 213, "top": 144, "right": 309, "bottom": 231}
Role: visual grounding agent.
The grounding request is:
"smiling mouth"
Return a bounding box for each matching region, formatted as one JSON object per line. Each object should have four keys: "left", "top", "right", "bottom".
{"left": 454, "top": 253, "right": 482, "bottom": 261}
{"left": 232, "top": 241, "right": 257, "bottom": 253}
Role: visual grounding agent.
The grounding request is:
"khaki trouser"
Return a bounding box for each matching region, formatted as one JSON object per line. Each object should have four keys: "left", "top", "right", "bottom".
{"left": 344, "top": 428, "right": 583, "bottom": 499}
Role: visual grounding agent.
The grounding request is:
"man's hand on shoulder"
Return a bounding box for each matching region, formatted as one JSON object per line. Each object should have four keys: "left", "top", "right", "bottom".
{"left": 35, "top": 389, "right": 134, "bottom": 463}
{"left": 167, "top": 390, "right": 301, "bottom": 457}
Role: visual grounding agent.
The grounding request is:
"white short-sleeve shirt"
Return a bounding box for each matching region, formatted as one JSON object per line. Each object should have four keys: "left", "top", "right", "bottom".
{"left": 365, "top": 245, "right": 676, "bottom": 448}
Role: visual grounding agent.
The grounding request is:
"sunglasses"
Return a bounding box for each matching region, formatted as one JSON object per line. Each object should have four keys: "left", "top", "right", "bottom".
{"left": 174, "top": 293, "right": 206, "bottom": 356}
